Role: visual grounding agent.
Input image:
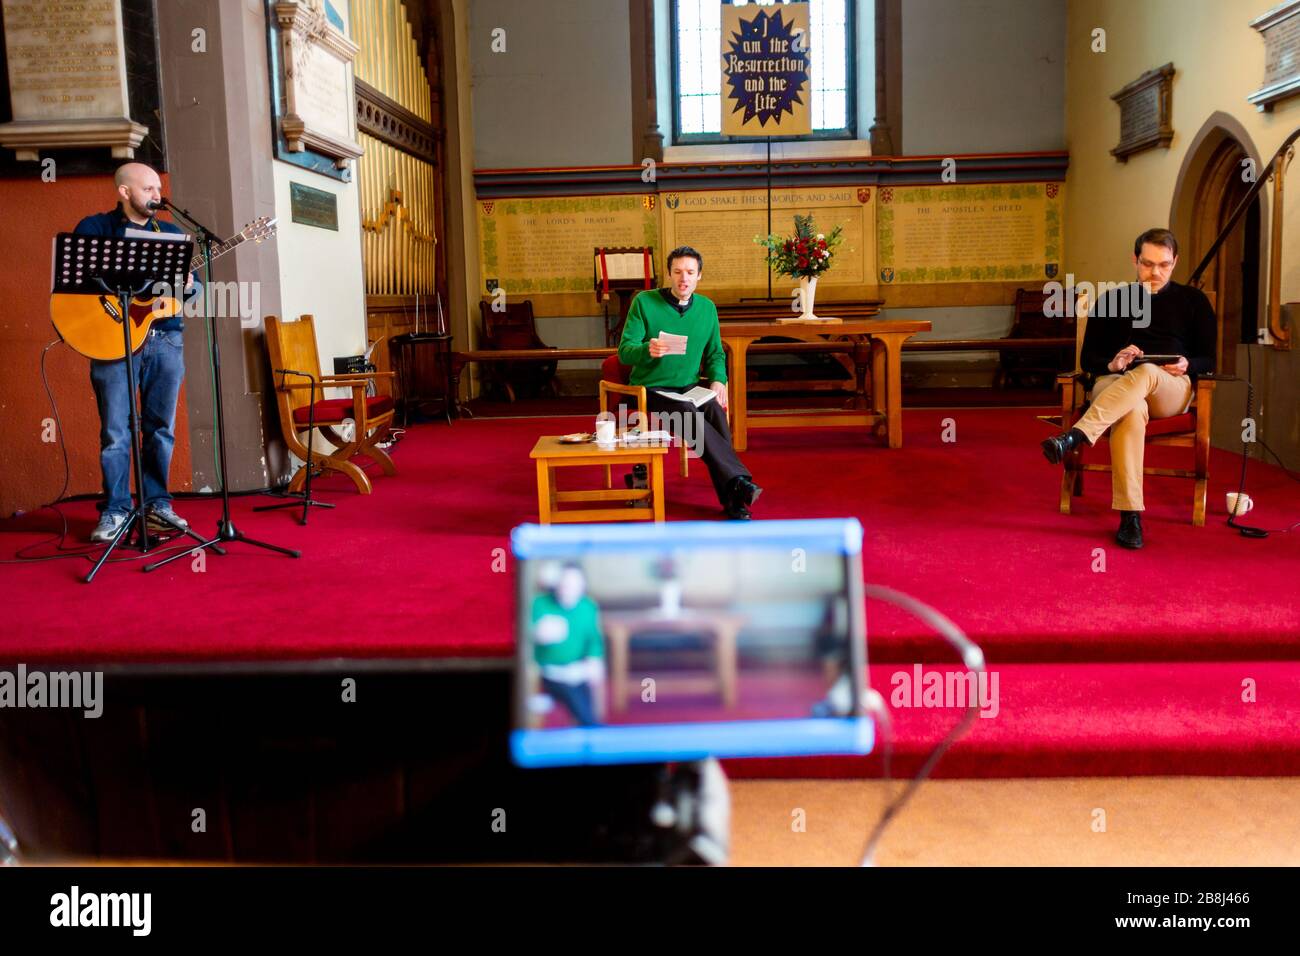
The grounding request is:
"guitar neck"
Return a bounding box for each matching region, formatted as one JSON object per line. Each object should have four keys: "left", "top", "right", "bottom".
{"left": 188, "top": 233, "right": 246, "bottom": 274}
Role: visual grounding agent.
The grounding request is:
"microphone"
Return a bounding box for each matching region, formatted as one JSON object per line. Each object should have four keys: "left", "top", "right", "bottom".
{"left": 146, "top": 198, "right": 170, "bottom": 211}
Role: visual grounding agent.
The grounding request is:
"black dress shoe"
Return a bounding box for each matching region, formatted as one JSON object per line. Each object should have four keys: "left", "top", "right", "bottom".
{"left": 723, "top": 502, "right": 752, "bottom": 521}
{"left": 729, "top": 476, "right": 762, "bottom": 508}
{"left": 1116, "top": 510, "right": 1144, "bottom": 549}
{"left": 1041, "top": 427, "right": 1088, "bottom": 465}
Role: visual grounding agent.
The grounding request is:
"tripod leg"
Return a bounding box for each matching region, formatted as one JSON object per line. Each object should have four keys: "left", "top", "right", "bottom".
{"left": 153, "top": 515, "right": 228, "bottom": 556}
{"left": 84, "top": 512, "right": 141, "bottom": 583}
{"left": 231, "top": 532, "right": 301, "bottom": 558}
{"left": 142, "top": 533, "right": 222, "bottom": 573}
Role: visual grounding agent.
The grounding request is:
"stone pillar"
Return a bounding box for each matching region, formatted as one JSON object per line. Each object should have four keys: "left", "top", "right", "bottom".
{"left": 155, "top": 0, "right": 285, "bottom": 491}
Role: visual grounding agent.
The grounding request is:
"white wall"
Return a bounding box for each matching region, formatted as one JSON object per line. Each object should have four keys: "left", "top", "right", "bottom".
{"left": 902, "top": 0, "right": 1066, "bottom": 155}
{"left": 470, "top": 0, "right": 633, "bottom": 168}
{"left": 271, "top": 0, "right": 367, "bottom": 371}
{"left": 271, "top": 165, "right": 368, "bottom": 367}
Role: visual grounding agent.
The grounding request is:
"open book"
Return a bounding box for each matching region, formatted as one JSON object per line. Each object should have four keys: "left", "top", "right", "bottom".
{"left": 652, "top": 385, "right": 716, "bottom": 407}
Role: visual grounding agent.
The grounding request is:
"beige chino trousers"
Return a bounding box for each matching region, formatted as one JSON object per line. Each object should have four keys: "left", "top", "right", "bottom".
{"left": 1073, "top": 362, "right": 1194, "bottom": 511}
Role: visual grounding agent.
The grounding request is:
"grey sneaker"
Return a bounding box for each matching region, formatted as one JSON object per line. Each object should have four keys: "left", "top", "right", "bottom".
{"left": 146, "top": 503, "right": 190, "bottom": 533}
{"left": 90, "top": 511, "right": 129, "bottom": 543}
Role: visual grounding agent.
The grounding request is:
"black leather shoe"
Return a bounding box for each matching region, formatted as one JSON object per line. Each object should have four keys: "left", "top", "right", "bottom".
{"left": 729, "top": 476, "right": 762, "bottom": 509}
{"left": 1116, "top": 511, "right": 1144, "bottom": 549}
{"left": 723, "top": 502, "right": 752, "bottom": 521}
{"left": 1041, "top": 427, "right": 1088, "bottom": 465}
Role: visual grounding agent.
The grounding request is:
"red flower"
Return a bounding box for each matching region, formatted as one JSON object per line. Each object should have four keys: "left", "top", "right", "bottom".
{"left": 798, "top": 257, "right": 809, "bottom": 269}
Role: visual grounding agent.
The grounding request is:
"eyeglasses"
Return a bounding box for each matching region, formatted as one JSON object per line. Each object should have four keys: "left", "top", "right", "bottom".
{"left": 1138, "top": 258, "right": 1175, "bottom": 272}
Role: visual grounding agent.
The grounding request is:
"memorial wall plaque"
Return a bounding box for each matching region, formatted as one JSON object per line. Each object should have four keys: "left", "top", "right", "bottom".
{"left": 1248, "top": 0, "right": 1300, "bottom": 111}
{"left": 875, "top": 183, "right": 1062, "bottom": 284}
{"left": 1110, "top": 63, "right": 1174, "bottom": 162}
{"left": 290, "top": 181, "right": 339, "bottom": 230}
{"left": 274, "top": 0, "right": 363, "bottom": 169}
{"left": 0, "top": 0, "right": 148, "bottom": 161}
{"left": 478, "top": 196, "right": 659, "bottom": 295}
{"left": 659, "top": 186, "right": 873, "bottom": 290}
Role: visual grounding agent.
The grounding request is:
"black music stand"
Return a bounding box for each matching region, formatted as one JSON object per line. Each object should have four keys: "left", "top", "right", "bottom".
{"left": 142, "top": 203, "right": 300, "bottom": 571}
{"left": 52, "top": 232, "right": 218, "bottom": 583}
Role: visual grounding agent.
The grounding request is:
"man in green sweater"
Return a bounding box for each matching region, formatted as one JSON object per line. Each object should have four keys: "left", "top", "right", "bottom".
{"left": 532, "top": 563, "right": 605, "bottom": 726}
{"left": 617, "top": 246, "right": 762, "bottom": 519}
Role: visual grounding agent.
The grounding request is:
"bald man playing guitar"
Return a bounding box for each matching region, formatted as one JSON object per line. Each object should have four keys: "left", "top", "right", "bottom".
{"left": 77, "top": 162, "right": 197, "bottom": 543}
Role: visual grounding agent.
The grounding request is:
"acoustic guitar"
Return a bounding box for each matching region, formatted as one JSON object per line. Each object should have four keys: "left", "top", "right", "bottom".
{"left": 51, "top": 216, "right": 278, "bottom": 360}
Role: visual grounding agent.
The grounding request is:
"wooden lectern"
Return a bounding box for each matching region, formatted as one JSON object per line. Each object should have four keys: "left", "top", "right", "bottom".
{"left": 595, "top": 246, "right": 656, "bottom": 345}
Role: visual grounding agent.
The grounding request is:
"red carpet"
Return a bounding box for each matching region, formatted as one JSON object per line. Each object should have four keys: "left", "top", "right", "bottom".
{"left": 2, "top": 407, "right": 1298, "bottom": 776}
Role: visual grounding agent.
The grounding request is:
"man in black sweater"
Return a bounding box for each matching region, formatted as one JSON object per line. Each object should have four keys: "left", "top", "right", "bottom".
{"left": 1041, "top": 228, "right": 1216, "bottom": 548}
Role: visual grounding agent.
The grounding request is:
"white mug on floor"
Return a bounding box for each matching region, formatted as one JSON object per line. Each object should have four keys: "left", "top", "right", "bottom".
{"left": 1226, "top": 491, "right": 1254, "bottom": 516}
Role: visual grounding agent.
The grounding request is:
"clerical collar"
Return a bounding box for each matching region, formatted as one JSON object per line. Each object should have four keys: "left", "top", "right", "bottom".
{"left": 659, "top": 287, "right": 692, "bottom": 313}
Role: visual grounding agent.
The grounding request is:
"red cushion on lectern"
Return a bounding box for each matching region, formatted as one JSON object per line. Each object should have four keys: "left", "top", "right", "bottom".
{"left": 601, "top": 354, "right": 632, "bottom": 383}
{"left": 292, "top": 395, "right": 394, "bottom": 425}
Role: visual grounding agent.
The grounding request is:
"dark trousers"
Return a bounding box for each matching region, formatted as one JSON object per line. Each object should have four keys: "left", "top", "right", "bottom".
{"left": 542, "top": 678, "right": 600, "bottom": 727}
{"left": 644, "top": 388, "right": 750, "bottom": 505}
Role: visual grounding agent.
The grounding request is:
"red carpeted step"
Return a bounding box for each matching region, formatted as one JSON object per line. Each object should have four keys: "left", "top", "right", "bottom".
{"left": 1, "top": 410, "right": 1297, "bottom": 667}
{"left": 724, "top": 661, "right": 1300, "bottom": 779}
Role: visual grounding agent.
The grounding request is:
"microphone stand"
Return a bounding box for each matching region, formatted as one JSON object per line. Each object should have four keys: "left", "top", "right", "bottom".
{"left": 253, "top": 368, "right": 336, "bottom": 524}
{"left": 145, "top": 200, "right": 300, "bottom": 571}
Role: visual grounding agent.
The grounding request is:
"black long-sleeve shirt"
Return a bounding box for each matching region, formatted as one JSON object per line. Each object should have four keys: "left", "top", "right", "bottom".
{"left": 1080, "top": 280, "right": 1216, "bottom": 379}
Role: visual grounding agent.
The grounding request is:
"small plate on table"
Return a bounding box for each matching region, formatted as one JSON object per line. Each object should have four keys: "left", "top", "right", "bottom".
{"left": 558, "top": 433, "right": 594, "bottom": 444}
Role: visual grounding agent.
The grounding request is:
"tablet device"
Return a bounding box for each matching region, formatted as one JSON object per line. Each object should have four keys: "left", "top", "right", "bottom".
{"left": 510, "top": 519, "right": 873, "bottom": 767}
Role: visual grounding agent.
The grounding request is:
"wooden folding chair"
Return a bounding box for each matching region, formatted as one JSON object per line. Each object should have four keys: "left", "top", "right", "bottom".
{"left": 265, "top": 314, "right": 398, "bottom": 495}
{"left": 598, "top": 354, "right": 730, "bottom": 487}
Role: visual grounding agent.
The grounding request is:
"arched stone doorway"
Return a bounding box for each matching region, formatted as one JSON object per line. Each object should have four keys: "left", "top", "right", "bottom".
{"left": 1170, "top": 113, "right": 1266, "bottom": 377}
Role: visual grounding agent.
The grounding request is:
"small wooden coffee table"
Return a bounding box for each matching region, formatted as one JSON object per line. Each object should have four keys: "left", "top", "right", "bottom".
{"left": 530, "top": 436, "right": 668, "bottom": 524}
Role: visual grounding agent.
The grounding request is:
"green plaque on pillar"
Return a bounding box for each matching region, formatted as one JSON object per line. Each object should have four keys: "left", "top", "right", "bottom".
{"left": 290, "top": 182, "right": 339, "bottom": 231}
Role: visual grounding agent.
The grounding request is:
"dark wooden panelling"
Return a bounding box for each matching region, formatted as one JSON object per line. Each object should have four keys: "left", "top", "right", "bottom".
{"left": 0, "top": 662, "right": 678, "bottom": 864}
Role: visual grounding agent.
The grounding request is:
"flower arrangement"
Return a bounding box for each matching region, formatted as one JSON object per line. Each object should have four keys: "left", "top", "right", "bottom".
{"left": 755, "top": 213, "right": 845, "bottom": 278}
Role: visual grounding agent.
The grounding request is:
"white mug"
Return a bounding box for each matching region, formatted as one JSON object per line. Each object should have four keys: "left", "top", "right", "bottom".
{"left": 595, "top": 415, "right": 616, "bottom": 446}
{"left": 1226, "top": 492, "right": 1254, "bottom": 516}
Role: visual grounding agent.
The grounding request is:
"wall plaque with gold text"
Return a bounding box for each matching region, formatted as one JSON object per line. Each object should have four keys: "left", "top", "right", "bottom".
{"left": 875, "top": 183, "right": 1062, "bottom": 284}
{"left": 0, "top": 0, "right": 147, "bottom": 160}
{"left": 290, "top": 181, "right": 339, "bottom": 230}
{"left": 274, "top": 0, "right": 363, "bottom": 168}
{"left": 659, "top": 186, "right": 873, "bottom": 292}
{"left": 1249, "top": 0, "right": 1300, "bottom": 111}
{"left": 478, "top": 196, "right": 659, "bottom": 295}
{"left": 1110, "top": 63, "right": 1174, "bottom": 162}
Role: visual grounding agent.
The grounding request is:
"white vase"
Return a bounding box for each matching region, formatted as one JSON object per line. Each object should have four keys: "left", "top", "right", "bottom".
{"left": 797, "top": 274, "right": 818, "bottom": 319}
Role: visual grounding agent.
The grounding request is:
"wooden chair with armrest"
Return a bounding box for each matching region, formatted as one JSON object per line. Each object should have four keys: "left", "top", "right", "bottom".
{"left": 1055, "top": 291, "right": 1216, "bottom": 525}
{"left": 478, "top": 299, "right": 558, "bottom": 402}
{"left": 996, "top": 288, "right": 1077, "bottom": 389}
{"left": 265, "top": 314, "right": 398, "bottom": 496}
{"left": 598, "top": 353, "right": 730, "bottom": 487}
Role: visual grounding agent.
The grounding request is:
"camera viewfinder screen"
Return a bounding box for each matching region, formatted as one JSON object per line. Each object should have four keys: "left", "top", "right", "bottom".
{"left": 510, "top": 519, "right": 872, "bottom": 767}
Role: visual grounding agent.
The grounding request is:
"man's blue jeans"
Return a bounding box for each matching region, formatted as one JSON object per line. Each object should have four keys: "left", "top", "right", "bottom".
{"left": 89, "top": 328, "right": 186, "bottom": 515}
